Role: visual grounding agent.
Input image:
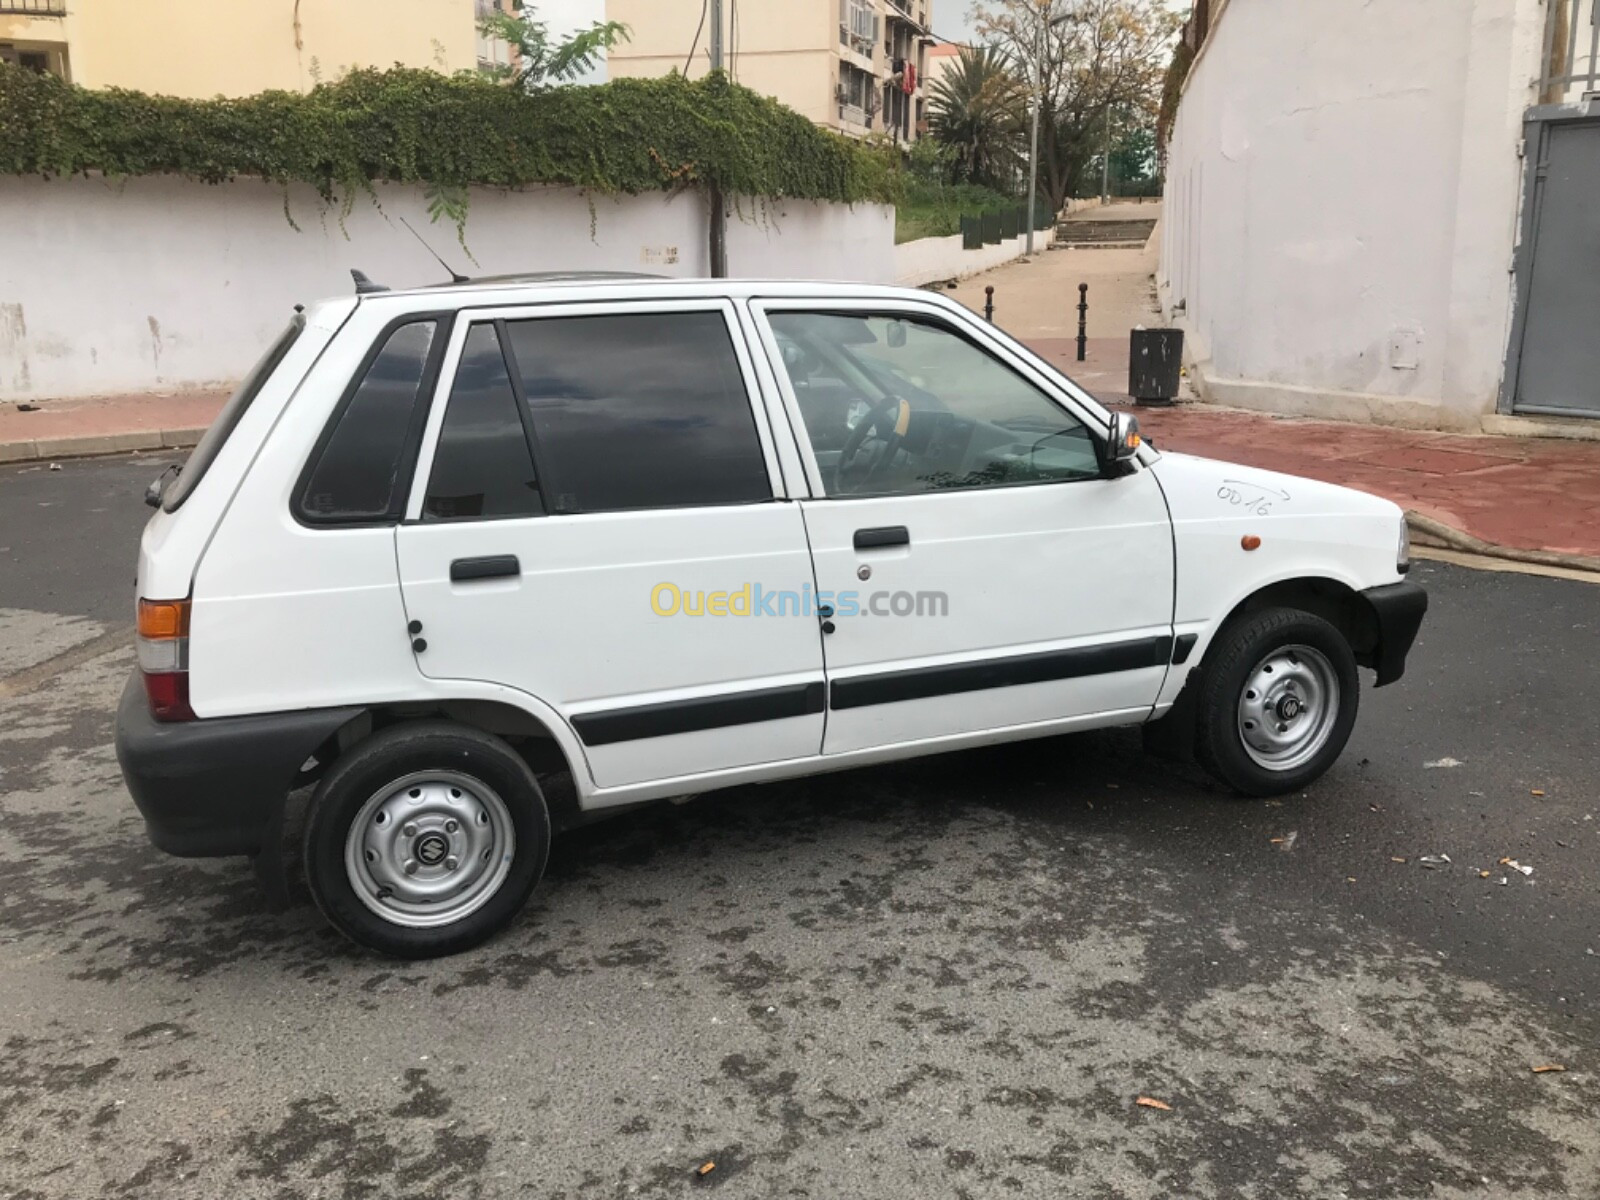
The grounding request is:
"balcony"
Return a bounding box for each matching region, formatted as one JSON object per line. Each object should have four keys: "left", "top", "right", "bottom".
{"left": 884, "top": 0, "right": 929, "bottom": 32}
{"left": 0, "top": 1, "right": 67, "bottom": 14}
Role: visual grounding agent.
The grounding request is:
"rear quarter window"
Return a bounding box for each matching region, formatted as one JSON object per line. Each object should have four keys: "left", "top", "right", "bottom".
{"left": 161, "top": 316, "right": 303, "bottom": 513}
{"left": 296, "top": 318, "right": 445, "bottom": 525}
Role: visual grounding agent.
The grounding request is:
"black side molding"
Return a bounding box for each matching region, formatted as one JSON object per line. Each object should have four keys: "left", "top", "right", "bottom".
{"left": 1171, "top": 634, "right": 1198, "bottom": 665}
{"left": 854, "top": 526, "right": 910, "bottom": 550}
{"left": 830, "top": 635, "right": 1173, "bottom": 711}
{"left": 450, "top": 555, "right": 521, "bottom": 583}
{"left": 573, "top": 681, "right": 826, "bottom": 747}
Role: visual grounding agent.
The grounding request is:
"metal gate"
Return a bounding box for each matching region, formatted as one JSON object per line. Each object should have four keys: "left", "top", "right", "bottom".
{"left": 1503, "top": 114, "right": 1600, "bottom": 418}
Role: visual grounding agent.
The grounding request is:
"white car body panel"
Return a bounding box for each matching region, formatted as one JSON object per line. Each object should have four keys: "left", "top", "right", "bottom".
{"left": 1149, "top": 452, "right": 1405, "bottom": 707}
{"left": 137, "top": 296, "right": 356, "bottom": 605}
{"left": 187, "top": 299, "right": 421, "bottom": 716}
{"left": 135, "top": 277, "right": 1411, "bottom": 812}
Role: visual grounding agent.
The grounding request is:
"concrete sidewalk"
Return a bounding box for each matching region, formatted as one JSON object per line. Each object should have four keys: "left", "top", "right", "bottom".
{"left": 0, "top": 390, "right": 220, "bottom": 463}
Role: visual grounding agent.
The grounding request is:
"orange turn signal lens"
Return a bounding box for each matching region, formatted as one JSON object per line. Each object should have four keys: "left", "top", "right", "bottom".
{"left": 137, "top": 598, "right": 191, "bottom": 640}
{"left": 1241, "top": 535, "right": 1262, "bottom": 551}
{"left": 1125, "top": 433, "right": 1142, "bottom": 450}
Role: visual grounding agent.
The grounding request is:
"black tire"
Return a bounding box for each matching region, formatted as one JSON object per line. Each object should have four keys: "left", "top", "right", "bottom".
{"left": 303, "top": 721, "right": 550, "bottom": 959}
{"left": 1194, "top": 607, "right": 1359, "bottom": 797}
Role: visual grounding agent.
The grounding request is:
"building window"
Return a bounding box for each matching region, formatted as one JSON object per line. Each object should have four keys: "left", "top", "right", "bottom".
{"left": 0, "top": 41, "right": 68, "bottom": 80}
{"left": 475, "top": 0, "right": 513, "bottom": 75}
{"left": 839, "top": 0, "right": 876, "bottom": 55}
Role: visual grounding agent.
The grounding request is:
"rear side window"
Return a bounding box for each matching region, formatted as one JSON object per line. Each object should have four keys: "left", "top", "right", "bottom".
{"left": 162, "top": 316, "right": 303, "bottom": 512}
{"left": 297, "top": 319, "right": 442, "bottom": 524}
{"left": 423, "top": 325, "right": 543, "bottom": 522}
{"left": 502, "top": 311, "right": 771, "bottom": 513}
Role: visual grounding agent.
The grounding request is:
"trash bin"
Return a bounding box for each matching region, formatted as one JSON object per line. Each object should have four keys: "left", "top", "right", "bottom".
{"left": 1128, "top": 328, "right": 1184, "bottom": 405}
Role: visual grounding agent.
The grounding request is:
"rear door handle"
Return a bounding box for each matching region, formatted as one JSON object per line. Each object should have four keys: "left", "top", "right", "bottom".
{"left": 450, "top": 555, "right": 520, "bottom": 583}
{"left": 854, "top": 526, "right": 910, "bottom": 550}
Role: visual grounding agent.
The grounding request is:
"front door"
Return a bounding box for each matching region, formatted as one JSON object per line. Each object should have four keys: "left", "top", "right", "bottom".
{"left": 752, "top": 302, "right": 1174, "bottom": 756}
{"left": 396, "top": 302, "right": 825, "bottom": 790}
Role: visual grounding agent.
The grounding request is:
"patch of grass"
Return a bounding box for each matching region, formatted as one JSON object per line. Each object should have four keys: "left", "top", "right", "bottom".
{"left": 894, "top": 179, "right": 1045, "bottom": 244}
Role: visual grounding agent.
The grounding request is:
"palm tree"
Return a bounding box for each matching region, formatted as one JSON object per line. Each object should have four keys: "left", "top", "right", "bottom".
{"left": 928, "top": 46, "right": 1026, "bottom": 190}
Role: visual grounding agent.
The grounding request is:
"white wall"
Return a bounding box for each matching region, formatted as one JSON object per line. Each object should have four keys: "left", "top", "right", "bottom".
{"left": 0, "top": 176, "right": 893, "bottom": 400}
{"left": 1159, "top": 0, "right": 1545, "bottom": 428}
{"left": 894, "top": 231, "right": 1039, "bottom": 288}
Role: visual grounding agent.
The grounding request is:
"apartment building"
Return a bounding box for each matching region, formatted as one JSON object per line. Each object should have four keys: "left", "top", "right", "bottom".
{"left": 607, "top": 0, "right": 934, "bottom": 142}
{"left": 0, "top": 0, "right": 477, "bottom": 97}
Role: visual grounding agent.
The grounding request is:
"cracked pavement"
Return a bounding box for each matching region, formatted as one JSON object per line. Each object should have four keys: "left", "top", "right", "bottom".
{"left": 1, "top": 454, "right": 1596, "bottom": 1198}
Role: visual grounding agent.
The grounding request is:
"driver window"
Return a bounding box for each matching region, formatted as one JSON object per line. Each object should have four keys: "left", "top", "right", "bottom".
{"left": 768, "top": 312, "right": 1101, "bottom": 498}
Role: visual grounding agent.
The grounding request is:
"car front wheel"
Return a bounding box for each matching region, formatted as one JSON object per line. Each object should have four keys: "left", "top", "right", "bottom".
{"left": 303, "top": 721, "right": 550, "bottom": 958}
{"left": 1194, "top": 607, "right": 1360, "bottom": 797}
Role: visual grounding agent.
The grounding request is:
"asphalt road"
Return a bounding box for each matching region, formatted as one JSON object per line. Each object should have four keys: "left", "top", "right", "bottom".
{"left": 1, "top": 454, "right": 1597, "bottom": 1199}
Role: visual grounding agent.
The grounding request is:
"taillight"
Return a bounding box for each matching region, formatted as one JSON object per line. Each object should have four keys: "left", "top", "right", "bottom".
{"left": 137, "top": 597, "right": 194, "bottom": 721}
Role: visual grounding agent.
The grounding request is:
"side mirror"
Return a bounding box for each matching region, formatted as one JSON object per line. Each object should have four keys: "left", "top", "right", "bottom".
{"left": 1098, "top": 413, "right": 1143, "bottom": 475}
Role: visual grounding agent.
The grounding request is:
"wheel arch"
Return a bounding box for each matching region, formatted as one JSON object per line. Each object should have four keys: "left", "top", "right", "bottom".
{"left": 1148, "top": 574, "right": 1379, "bottom": 761}
{"left": 1216, "top": 576, "right": 1380, "bottom": 668}
{"left": 309, "top": 697, "right": 587, "bottom": 831}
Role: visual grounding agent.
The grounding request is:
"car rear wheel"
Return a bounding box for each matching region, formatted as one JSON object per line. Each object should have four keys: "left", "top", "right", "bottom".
{"left": 303, "top": 721, "right": 550, "bottom": 958}
{"left": 1194, "top": 607, "right": 1359, "bottom": 797}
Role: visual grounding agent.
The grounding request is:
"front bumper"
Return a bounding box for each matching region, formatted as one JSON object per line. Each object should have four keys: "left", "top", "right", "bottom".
{"left": 1362, "top": 581, "right": 1428, "bottom": 686}
{"left": 114, "top": 672, "right": 359, "bottom": 858}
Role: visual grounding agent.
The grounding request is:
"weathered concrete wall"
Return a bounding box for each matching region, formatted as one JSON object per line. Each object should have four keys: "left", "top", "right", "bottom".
{"left": 893, "top": 232, "right": 1035, "bottom": 289}
{"left": 1158, "top": 0, "right": 1546, "bottom": 429}
{"left": 0, "top": 176, "right": 894, "bottom": 400}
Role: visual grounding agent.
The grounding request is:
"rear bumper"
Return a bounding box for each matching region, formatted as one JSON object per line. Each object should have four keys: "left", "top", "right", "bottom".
{"left": 114, "top": 672, "right": 359, "bottom": 858}
{"left": 1362, "top": 581, "right": 1428, "bottom": 687}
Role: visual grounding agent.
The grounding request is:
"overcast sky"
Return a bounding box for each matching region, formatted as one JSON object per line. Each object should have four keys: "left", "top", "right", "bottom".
{"left": 935, "top": 3, "right": 979, "bottom": 44}
{"left": 934, "top": 1, "right": 1187, "bottom": 46}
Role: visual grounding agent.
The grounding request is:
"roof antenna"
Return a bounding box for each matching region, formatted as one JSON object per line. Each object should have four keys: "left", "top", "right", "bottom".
{"left": 351, "top": 269, "right": 389, "bottom": 295}
{"left": 399, "top": 216, "right": 470, "bottom": 284}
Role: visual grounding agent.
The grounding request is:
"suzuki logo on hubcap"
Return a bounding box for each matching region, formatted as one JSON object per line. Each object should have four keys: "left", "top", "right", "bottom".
{"left": 414, "top": 832, "right": 450, "bottom": 866}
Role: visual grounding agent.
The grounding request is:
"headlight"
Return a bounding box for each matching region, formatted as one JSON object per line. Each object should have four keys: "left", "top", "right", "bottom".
{"left": 1397, "top": 517, "right": 1411, "bottom": 575}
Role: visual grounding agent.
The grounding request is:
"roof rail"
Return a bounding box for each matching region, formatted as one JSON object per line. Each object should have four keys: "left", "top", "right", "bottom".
{"left": 422, "top": 271, "right": 667, "bottom": 288}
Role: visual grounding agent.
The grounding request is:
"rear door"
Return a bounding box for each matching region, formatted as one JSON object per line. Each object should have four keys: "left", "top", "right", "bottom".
{"left": 395, "top": 300, "right": 825, "bottom": 790}
{"left": 750, "top": 299, "right": 1175, "bottom": 756}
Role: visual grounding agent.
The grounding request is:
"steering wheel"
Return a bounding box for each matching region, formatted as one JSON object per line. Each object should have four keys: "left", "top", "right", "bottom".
{"left": 833, "top": 394, "right": 909, "bottom": 494}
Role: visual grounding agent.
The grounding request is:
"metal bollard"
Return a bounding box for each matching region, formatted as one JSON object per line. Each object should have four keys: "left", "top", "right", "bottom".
{"left": 1076, "top": 283, "right": 1088, "bottom": 362}
{"left": 984, "top": 285, "right": 995, "bottom": 323}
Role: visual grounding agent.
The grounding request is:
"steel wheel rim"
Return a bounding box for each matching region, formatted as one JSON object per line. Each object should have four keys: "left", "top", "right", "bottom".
{"left": 344, "top": 770, "right": 515, "bottom": 929}
{"left": 1236, "top": 644, "right": 1340, "bottom": 772}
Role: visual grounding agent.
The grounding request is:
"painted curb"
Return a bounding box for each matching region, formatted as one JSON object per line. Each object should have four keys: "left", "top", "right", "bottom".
{"left": 0, "top": 427, "right": 204, "bottom": 464}
{"left": 1406, "top": 510, "right": 1600, "bottom": 576}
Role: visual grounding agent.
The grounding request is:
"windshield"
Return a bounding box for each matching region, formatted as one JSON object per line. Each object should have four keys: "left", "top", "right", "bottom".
{"left": 160, "top": 316, "right": 304, "bottom": 512}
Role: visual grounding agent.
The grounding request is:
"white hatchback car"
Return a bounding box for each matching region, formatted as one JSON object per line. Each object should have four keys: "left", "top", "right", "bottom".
{"left": 116, "top": 274, "right": 1426, "bottom": 958}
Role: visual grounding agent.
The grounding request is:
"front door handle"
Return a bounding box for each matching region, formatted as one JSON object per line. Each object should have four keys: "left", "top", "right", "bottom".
{"left": 450, "top": 555, "right": 520, "bottom": 583}
{"left": 854, "top": 526, "right": 910, "bottom": 550}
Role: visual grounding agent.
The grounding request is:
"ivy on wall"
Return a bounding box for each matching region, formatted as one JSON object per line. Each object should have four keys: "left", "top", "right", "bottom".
{"left": 0, "top": 65, "right": 899, "bottom": 223}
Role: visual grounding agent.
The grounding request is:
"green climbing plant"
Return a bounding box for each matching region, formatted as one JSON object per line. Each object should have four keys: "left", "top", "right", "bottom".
{"left": 476, "top": 2, "right": 631, "bottom": 90}
{"left": 0, "top": 64, "right": 900, "bottom": 236}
